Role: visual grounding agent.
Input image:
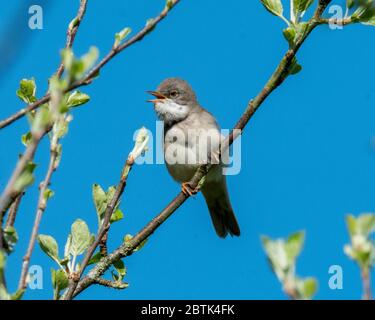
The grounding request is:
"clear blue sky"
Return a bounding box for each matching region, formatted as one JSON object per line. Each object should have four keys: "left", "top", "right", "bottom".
{"left": 0, "top": 0, "right": 374, "bottom": 300}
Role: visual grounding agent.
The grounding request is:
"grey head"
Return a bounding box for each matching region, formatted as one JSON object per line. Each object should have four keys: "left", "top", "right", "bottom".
{"left": 147, "top": 78, "right": 199, "bottom": 125}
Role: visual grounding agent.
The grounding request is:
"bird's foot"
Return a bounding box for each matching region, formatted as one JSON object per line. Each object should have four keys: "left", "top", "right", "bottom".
{"left": 181, "top": 182, "right": 198, "bottom": 197}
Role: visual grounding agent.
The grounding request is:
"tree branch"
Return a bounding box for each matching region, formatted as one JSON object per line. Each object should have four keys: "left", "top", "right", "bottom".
{"left": 4, "top": 192, "right": 23, "bottom": 228}
{"left": 0, "top": 0, "right": 181, "bottom": 130}
{"left": 17, "top": 138, "right": 60, "bottom": 292}
{"left": 55, "top": 0, "right": 88, "bottom": 78}
{"left": 70, "top": 0, "right": 336, "bottom": 299}
{"left": 361, "top": 267, "right": 372, "bottom": 300}
{"left": 94, "top": 278, "right": 129, "bottom": 290}
{"left": 0, "top": 131, "right": 44, "bottom": 227}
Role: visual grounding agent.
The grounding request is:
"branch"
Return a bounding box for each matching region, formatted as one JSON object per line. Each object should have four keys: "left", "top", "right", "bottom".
{"left": 5, "top": 192, "right": 23, "bottom": 228}
{"left": 361, "top": 268, "right": 372, "bottom": 300}
{"left": 55, "top": 0, "right": 88, "bottom": 78}
{"left": 318, "top": 17, "right": 352, "bottom": 26}
{"left": 94, "top": 278, "right": 129, "bottom": 290}
{"left": 17, "top": 136, "right": 60, "bottom": 292}
{"left": 0, "top": 0, "right": 181, "bottom": 130}
{"left": 70, "top": 0, "right": 335, "bottom": 298}
{"left": 0, "top": 132, "right": 44, "bottom": 225}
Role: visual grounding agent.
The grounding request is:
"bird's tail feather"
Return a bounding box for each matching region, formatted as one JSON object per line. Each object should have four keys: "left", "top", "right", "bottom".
{"left": 201, "top": 178, "right": 240, "bottom": 238}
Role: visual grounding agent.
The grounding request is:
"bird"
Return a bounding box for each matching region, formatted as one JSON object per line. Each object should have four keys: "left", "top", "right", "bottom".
{"left": 147, "top": 78, "right": 240, "bottom": 238}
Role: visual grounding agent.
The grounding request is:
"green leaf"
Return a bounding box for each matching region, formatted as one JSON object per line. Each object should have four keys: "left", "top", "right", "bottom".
{"left": 260, "top": 0, "right": 284, "bottom": 17}
{"left": 51, "top": 268, "right": 69, "bottom": 299}
{"left": 21, "top": 132, "right": 32, "bottom": 147}
{"left": 10, "top": 289, "right": 25, "bottom": 300}
{"left": 261, "top": 236, "right": 289, "bottom": 277}
{"left": 113, "top": 259, "right": 127, "bottom": 278}
{"left": 124, "top": 234, "right": 133, "bottom": 243}
{"left": 61, "top": 48, "right": 74, "bottom": 72}
{"left": 288, "top": 57, "right": 302, "bottom": 75}
{"left": 110, "top": 209, "right": 124, "bottom": 223}
{"left": 38, "top": 235, "right": 59, "bottom": 262}
{"left": 346, "top": 214, "right": 357, "bottom": 236}
{"left": 166, "top": 0, "right": 174, "bottom": 9}
{"left": 363, "top": 15, "right": 375, "bottom": 25}
{"left": 93, "top": 184, "right": 121, "bottom": 225}
{"left": 66, "top": 90, "right": 90, "bottom": 108}
{"left": 283, "top": 27, "right": 296, "bottom": 47}
{"left": 344, "top": 214, "right": 375, "bottom": 268}
{"left": 43, "top": 188, "right": 54, "bottom": 201}
{"left": 347, "top": 213, "right": 375, "bottom": 236}
{"left": 59, "top": 257, "right": 70, "bottom": 267}
{"left": 88, "top": 252, "right": 103, "bottom": 265}
{"left": 81, "top": 47, "right": 99, "bottom": 72}
{"left": 114, "top": 27, "right": 132, "bottom": 48}
{"left": 16, "top": 78, "right": 37, "bottom": 104}
{"left": 0, "top": 288, "right": 10, "bottom": 300}
{"left": 64, "top": 234, "right": 72, "bottom": 258}
{"left": 68, "top": 17, "right": 79, "bottom": 30}
{"left": 297, "top": 277, "right": 317, "bottom": 299}
{"left": 285, "top": 231, "right": 305, "bottom": 262}
{"left": 3, "top": 226, "right": 18, "bottom": 253}
{"left": 70, "top": 219, "right": 91, "bottom": 256}
{"left": 51, "top": 269, "right": 69, "bottom": 290}
{"left": 62, "top": 47, "right": 99, "bottom": 80}
{"left": 53, "top": 118, "right": 70, "bottom": 139}
{"left": 93, "top": 184, "right": 107, "bottom": 219}
{"left": 106, "top": 186, "right": 117, "bottom": 204}
{"left": 352, "top": 0, "right": 375, "bottom": 23}
{"left": 357, "top": 213, "right": 375, "bottom": 236}
{"left": 13, "top": 161, "right": 37, "bottom": 193}
{"left": 31, "top": 106, "right": 51, "bottom": 134}
{"left": 347, "top": 0, "right": 354, "bottom": 9}
{"left": 293, "top": 0, "right": 314, "bottom": 19}
{"left": 0, "top": 250, "right": 5, "bottom": 270}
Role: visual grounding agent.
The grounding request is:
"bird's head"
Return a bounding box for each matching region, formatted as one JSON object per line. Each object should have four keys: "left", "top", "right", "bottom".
{"left": 147, "top": 78, "right": 197, "bottom": 124}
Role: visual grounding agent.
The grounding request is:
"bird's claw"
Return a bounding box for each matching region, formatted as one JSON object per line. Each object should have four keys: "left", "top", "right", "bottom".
{"left": 181, "top": 182, "right": 198, "bottom": 196}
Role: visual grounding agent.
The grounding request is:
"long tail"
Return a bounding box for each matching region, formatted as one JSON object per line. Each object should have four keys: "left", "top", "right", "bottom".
{"left": 201, "top": 176, "right": 240, "bottom": 238}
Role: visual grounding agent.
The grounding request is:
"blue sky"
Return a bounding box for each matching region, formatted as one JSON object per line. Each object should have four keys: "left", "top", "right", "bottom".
{"left": 0, "top": 0, "right": 374, "bottom": 300}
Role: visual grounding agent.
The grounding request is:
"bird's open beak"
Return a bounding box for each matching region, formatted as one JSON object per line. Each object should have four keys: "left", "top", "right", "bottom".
{"left": 146, "top": 91, "right": 166, "bottom": 103}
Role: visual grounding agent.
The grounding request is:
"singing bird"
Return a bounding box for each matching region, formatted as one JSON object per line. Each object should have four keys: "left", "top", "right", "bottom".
{"left": 147, "top": 78, "right": 240, "bottom": 238}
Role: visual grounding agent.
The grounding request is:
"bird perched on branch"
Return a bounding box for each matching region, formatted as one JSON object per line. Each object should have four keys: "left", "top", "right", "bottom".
{"left": 147, "top": 78, "right": 240, "bottom": 238}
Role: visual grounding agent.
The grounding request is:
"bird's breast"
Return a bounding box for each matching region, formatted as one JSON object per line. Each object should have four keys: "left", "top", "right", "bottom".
{"left": 164, "top": 125, "right": 222, "bottom": 182}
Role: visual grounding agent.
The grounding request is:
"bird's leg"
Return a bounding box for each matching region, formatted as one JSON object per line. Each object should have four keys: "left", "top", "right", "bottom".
{"left": 181, "top": 182, "right": 199, "bottom": 196}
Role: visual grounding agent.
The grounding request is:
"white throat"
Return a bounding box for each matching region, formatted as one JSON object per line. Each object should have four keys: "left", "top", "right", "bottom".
{"left": 154, "top": 99, "right": 189, "bottom": 125}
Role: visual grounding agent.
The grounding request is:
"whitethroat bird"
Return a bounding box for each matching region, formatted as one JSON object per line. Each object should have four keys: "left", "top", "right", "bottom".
{"left": 147, "top": 78, "right": 240, "bottom": 238}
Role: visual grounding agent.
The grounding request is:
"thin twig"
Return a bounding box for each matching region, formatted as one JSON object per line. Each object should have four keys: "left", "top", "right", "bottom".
{"left": 0, "top": 0, "right": 181, "bottom": 130}
{"left": 0, "top": 132, "right": 44, "bottom": 222}
{"left": 361, "top": 268, "right": 372, "bottom": 300}
{"left": 5, "top": 192, "right": 24, "bottom": 228}
{"left": 94, "top": 278, "right": 129, "bottom": 290}
{"left": 17, "top": 143, "right": 59, "bottom": 291}
{"left": 70, "top": 0, "right": 336, "bottom": 298}
{"left": 55, "top": 0, "right": 88, "bottom": 78}
{"left": 99, "top": 232, "right": 108, "bottom": 256}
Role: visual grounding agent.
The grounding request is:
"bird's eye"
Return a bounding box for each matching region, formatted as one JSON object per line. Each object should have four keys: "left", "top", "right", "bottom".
{"left": 169, "top": 90, "right": 179, "bottom": 98}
